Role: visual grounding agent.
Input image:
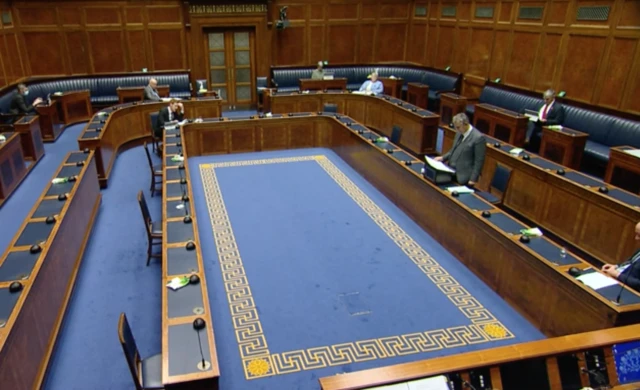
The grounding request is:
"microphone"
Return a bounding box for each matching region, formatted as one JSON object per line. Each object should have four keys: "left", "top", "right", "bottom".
{"left": 614, "top": 258, "right": 639, "bottom": 304}
{"left": 193, "top": 318, "right": 209, "bottom": 370}
{"left": 462, "top": 380, "right": 477, "bottom": 390}
{"left": 581, "top": 367, "right": 606, "bottom": 385}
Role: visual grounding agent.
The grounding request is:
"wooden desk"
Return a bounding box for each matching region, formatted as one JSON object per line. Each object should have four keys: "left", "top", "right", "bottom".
{"left": 406, "top": 82, "right": 429, "bottom": 109}
{"left": 51, "top": 90, "right": 92, "bottom": 124}
{"left": 117, "top": 85, "right": 170, "bottom": 103}
{"left": 0, "top": 132, "right": 28, "bottom": 206}
{"left": 35, "top": 101, "right": 64, "bottom": 142}
{"left": 298, "top": 78, "right": 348, "bottom": 91}
{"left": 268, "top": 91, "right": 439, "bottom": 155}
{"left": 77, "top": 97, "right": 222, "bottom": 188}
{"left": 474, "top": 103, "right": 529, "bottom": 147}
{"left": 439, "top": 93, "right": 467, "bottom": 126}
{"left": 606, "top": 146, "right": 640, "bottom": 194}
{"left": 380, "top": 77, "right": 403, "bottom": 98}
{"left": 319, "top": 324, "right": 640, "bottom": 390}
{"left": 443, "top": 126, "right": 640, "bottom": 265}
{"left": 0, "top": 151, "right": 100, "bottom": 390}
{"left": 13, "top": 115, "right": 45, "bottom": 162}
{"left": 540, "top": 126, "right": 588, "bottom": 170}
{"left": 161, "top": 128, "right": 219, "bottom": 388}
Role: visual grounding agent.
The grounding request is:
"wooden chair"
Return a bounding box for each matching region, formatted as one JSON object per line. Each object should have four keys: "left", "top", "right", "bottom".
{"left": 118, "top": 313, "right": 164, "bottom": 390}
{"left": 137, "top": 190, "right": 162, "bottom": 266}
{"left": 143, "top": 142, "right": 163, "bottom": 197}
{"left": 476, "top": 163, "right": 512, "bottom": 204}
{"left": 149, "top": 112, "right": 161, "bottom": 155}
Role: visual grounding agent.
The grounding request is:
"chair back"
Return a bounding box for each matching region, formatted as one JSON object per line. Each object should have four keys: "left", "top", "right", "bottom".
{"left": 323, "top": 103, "right": 338, "bottom": 113}
{"left": 490, "top": 163, "right": 512, "bottom": 199}
{"left": 137, "top": 190, "right": 152, "bottom": 234}
{"left": 391, "top": 125, "right": 403, "bottom": 144}
{"left": 256, "top": 76, "right": 267, "bottom": 89}
{"left": 118, "top": 313, "right": 143, "bottom": 390}
{"left": 149, "top": 112, "right": 159, "bottom": 136}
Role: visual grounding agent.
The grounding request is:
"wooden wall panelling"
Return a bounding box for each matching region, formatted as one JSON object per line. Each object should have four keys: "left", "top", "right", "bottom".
{"left": 65, "top": 31, "right": 90, "bottom": 74}
{"left": 87, "top": 30, "right": 126, "bottom": 73}
{"left": 358, "top": 23, "right": 376, "bottom": 63}
{"left": 435, "top": 24, "right": 455, "bottom": 69}
{"left": 506, "top": 31, "right": 540, "bottom": 89}
{"left": 275, "top": 25, "right": 306, "bottom": 65}
{"left": 375, "top": 22, "right": 407, "bottom": 62}
{"left": 149, "top": 29, "right": 186, "bottom": 70}
{"left": 533, "top": 33, "right": 562, "bottom": 91}
{"left": 308, "top": 25, "right": 324, "bottom": 64}
{"left": 467, "top": 27, "right": 494, "bottom": 77}
{"left": 597, "top": 37, "right": 637, "bottom": 108}
{"left": 0, "top": 33, "right": 7, "bottom": 87}
{"left": 407, "top": 22, "right": 428, "bottom": 64}
{"left": 327, "top": 24, "right": 357, "bottom": 64}
{"left": 558, "top": 34, "right": 607, "bottom": 103}
{"left": 489, "top": 29, "right": 512, "bottom": 83}
{"left": 22, "top": 32, "right": 65, "bottom": 75}
{"left": 621, "top": 37, "right": 640, "bottom": 113}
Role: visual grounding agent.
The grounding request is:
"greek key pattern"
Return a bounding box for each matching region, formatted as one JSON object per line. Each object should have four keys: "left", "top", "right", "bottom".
{"left": 199, "top": 155, "right": 514, "bottom": 380}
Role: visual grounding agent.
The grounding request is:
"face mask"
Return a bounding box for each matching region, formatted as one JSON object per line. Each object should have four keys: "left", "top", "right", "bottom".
{"left": 23, "top": 90, "right": 29, "bottom": 96}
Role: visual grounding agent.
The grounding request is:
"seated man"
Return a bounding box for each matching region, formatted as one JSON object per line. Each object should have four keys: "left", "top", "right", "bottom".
{"left": 525, "top": 89, "right": 565, "bottom": 152}
{"left": 155, "top": 99, "right": 184, "bottom": 138}
{"left": 602, "top": 222, "right": 640, "bottom": 292}
{"left": 311, "top": 61, "right": 325, "bottom": 80}
{"left": 143, "top": 78, "right": 162, "bottom": 102}
{"left": 359, "top": 72, "right": 383, "bottom": 95}
{"left": 434, "top": 113, "right": 486, "bottom": 186}
{"left": 9, "top": 84, "right": 43, "bottom": 114}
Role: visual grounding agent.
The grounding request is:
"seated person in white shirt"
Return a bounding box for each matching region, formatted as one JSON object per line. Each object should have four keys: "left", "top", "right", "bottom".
{"left": 155, "top": 99, "right": 184, "bottom": 138}
{"left": 359, "top": 72, "right": 384, "bottom": 95}
{"left": 525, "top": 89, "right": 565, "bottom": 152}
{"left": 601, "top": 221, "right": 640, "bottom": 292}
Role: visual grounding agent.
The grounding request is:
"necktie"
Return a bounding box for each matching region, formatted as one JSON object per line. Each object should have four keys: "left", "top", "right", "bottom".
{"left": 541, "top": 105, "right": 549, "bottom": 120}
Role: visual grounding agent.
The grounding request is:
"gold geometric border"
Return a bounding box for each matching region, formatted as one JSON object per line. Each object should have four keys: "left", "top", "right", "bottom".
{"left": 199, "top": 155, "right": 514, "bottom": 380}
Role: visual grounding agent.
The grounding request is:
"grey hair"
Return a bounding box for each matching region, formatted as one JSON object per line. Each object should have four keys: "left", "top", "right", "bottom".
{"left": 544, "top": 89, "right": 555, "bottom": 98}
{"left": 452, "top": 112, "right": 470, "bottom": 126}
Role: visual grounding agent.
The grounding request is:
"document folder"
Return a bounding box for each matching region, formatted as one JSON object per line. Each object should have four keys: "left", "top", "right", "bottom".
{"left": 422, "top": 156, "right": 455, "bottom": 184}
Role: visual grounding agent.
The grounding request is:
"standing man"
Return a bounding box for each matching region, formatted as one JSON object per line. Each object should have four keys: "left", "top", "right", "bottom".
{"left": 525, "top": 89, "right": 565, "bottom": 152}
{"left": 602, "top": 222, "right": 640, "bottom": 292}
{"left": 435, "top": 113, "right": 486, "bottom": 186}
{"left": 359, "top": 72, "right": 384, "bottom": 95}
{"left": 311, "top": 61, "right": 325, "bottom": 80}
{"left": 9, "top": 84, "right": 43, "bottom": 114}
{"left": 144, "top": 78, "right": 162, "bottom": 101}
{"left": 155, "top": 99, "right": 184, "bottom": 138}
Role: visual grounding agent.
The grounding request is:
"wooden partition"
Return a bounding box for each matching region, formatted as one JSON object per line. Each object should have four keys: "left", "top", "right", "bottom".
{"left": 0, "top": 151, "right": 101, "bottom": 390}
{"left": 319, "top": 324, "right": 640, "bottom": 390}
{"left": 77, "top": 97, "right": 222, "bottom": 188}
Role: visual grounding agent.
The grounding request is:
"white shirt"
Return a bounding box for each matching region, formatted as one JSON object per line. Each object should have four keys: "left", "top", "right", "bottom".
{"left": 461, "top": 125, "right": 473, "bottom": 142}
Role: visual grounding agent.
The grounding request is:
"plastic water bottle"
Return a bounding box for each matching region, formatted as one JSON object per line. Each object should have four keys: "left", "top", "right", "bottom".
{"left": 560, "top": 248, "right": 567, "bottom": 259}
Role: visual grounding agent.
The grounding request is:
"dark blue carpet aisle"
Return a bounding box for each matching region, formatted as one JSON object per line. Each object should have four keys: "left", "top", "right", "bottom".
{"left": 43, "top": 146, "right": 163, "bottom": 390}
{"left": 0, "top": 123, "right": 84, "bottom": 254}
{"left": 187, "top": 148, "right": 545, "bottom": 390}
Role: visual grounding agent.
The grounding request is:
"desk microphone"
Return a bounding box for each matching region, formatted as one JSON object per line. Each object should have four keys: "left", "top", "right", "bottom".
{"left": 614, "top": 258, "right": 639, "bottom": 304}
{"left": 462, "top": 380, "right": 478, "bottom": 390}
{"left": 193, "top": 318, "right": 209, "bottom": 371}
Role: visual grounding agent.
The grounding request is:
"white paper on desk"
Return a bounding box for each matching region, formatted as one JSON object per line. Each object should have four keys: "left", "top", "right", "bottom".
{"left": 178, "top": 120, "right": 188, "bottom": 126}
{"left": 364, "top": 375, "right": 449, "bottom": 390}
{"left": 352, "top": 90, "right": 372, "bottom": 96}
{"left": 161, "top": 97, "right": 172, "bottom": 102}
{"left": 446, "top": 185, "right": 474, "bottom": 194}
{"left": 624, "top": 149, "right": 640, "bottom": 158}
{"left": 509, "top": 147, "right": 524, "bottom": 155}
{"left": 577, "top": 272, "right": 618, "bottom": 290}
{"left": 425, "top": 156, "right": 455, "bottom": 173}
{"left": 525, "top": 113, "right": 539, "bottom": 122}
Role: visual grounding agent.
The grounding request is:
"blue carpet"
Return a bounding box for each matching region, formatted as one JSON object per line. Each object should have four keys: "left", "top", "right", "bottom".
{"left": 43, "top": 146, "right": 163, "bottom": 390}
{"left": 188, "top": 148, "right": 544, "bottom": 390}
{"left": 0, "top": 124, "right": 84, "bottom": 254}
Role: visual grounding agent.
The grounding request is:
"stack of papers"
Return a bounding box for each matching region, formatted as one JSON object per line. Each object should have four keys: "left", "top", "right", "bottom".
{"left": 520, "top": 227, "right": 543, "bottom": 237}
{"left": 446, "top": 186, "right": 474, "bottom": 194}
{"left": 576, "top": 271, "right": 618, "bottom": 290}
{"left": 166, "top": 276, "right": 190, "bottom": 291}
{"left": 365, "top": 375, "right": 449, "bottom": 390}
{"left": 352, "top": 90, "right": 373, "bottom": 96}
{"left": 624, "top": 149, "right": 640, "bottom": 158}
{"left": 425, "top": 156, "right": 455, "bottom": 173}
{"left": 509, "top": 148, "right": 524, "bottom": 155}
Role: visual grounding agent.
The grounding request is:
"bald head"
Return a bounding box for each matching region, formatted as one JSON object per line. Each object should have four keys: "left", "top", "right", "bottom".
{"left": 148, "top": 78, "right": 158, "bottom": 88}
{"left": 543, "top": 89, "right": 555, "bottom": 105}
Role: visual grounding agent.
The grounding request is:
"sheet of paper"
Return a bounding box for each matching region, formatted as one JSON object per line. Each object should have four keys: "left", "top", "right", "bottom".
{"left": 577, "top": 272, "right": 618, "bottom": 290}
{"left": 352, "top": 90, "right": 373, "bottom": 96}
{"left": 524, "top": 113, "right": 539, "bottom": 122}
{"left": 365, "top": 383, "right": 408, "bottom": 390}
{"left": 408, "top": 376, "right": 450, "bottom": 390}
{"left": 425, "top": 156, "right": 455, "bottom": 173}
{"left": 161, "top": 97, "right": 172, "bottom": 102}
{"left": 509, "top": 147, "right": 524, "bottom": 155}
{"left": 446, "top": 186, "right": 474, "bottom": 194}
{"left": 624, "top": 149, "right": 640, "bottom": 158}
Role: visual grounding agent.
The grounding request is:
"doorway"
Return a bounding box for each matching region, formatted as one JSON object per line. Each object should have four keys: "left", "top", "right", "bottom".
{"left": 205, "top": 29, "right": 256, "bottom": 109}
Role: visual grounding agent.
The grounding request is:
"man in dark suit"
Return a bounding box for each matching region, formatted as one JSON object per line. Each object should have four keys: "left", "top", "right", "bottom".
{"left": 143, "top": 78, "right": 162, "bottom": 101}
{"left": 602, "top": 222, "right": 640, "bottom": 292}
{"left": 9, "top": 84, "right": 43, "bottom": 114}
{"left": 155, "top": 99, "right": 184, "bottom": 138}
{"left": 435, "top": 113, "right": 487, "bottom": 186}
{"left": 525, "top": 89, "right": 565, "bottom": 152}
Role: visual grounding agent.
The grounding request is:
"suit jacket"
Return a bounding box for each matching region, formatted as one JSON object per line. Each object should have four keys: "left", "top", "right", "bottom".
{"left": 442, "top": 127, "right": 487, "bottom": 184}
{"left": 540, "top": 101, "right": 565, "bottom": 126}
{"left": 155, "top": 107, "right": 184, "bottom": 137}
{"left": 9, "top": 93, "right": 36, "bottom": 114}
{"left": 618, "top": 249, "right": 640, "bottom": 292}
{"left": 144, "top": 85, "right": 162, "bottom": 101}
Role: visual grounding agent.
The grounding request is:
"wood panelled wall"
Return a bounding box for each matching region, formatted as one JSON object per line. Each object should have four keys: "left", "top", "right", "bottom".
{"left": 1, "top": 0, "right": 639, "bottom": 114}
